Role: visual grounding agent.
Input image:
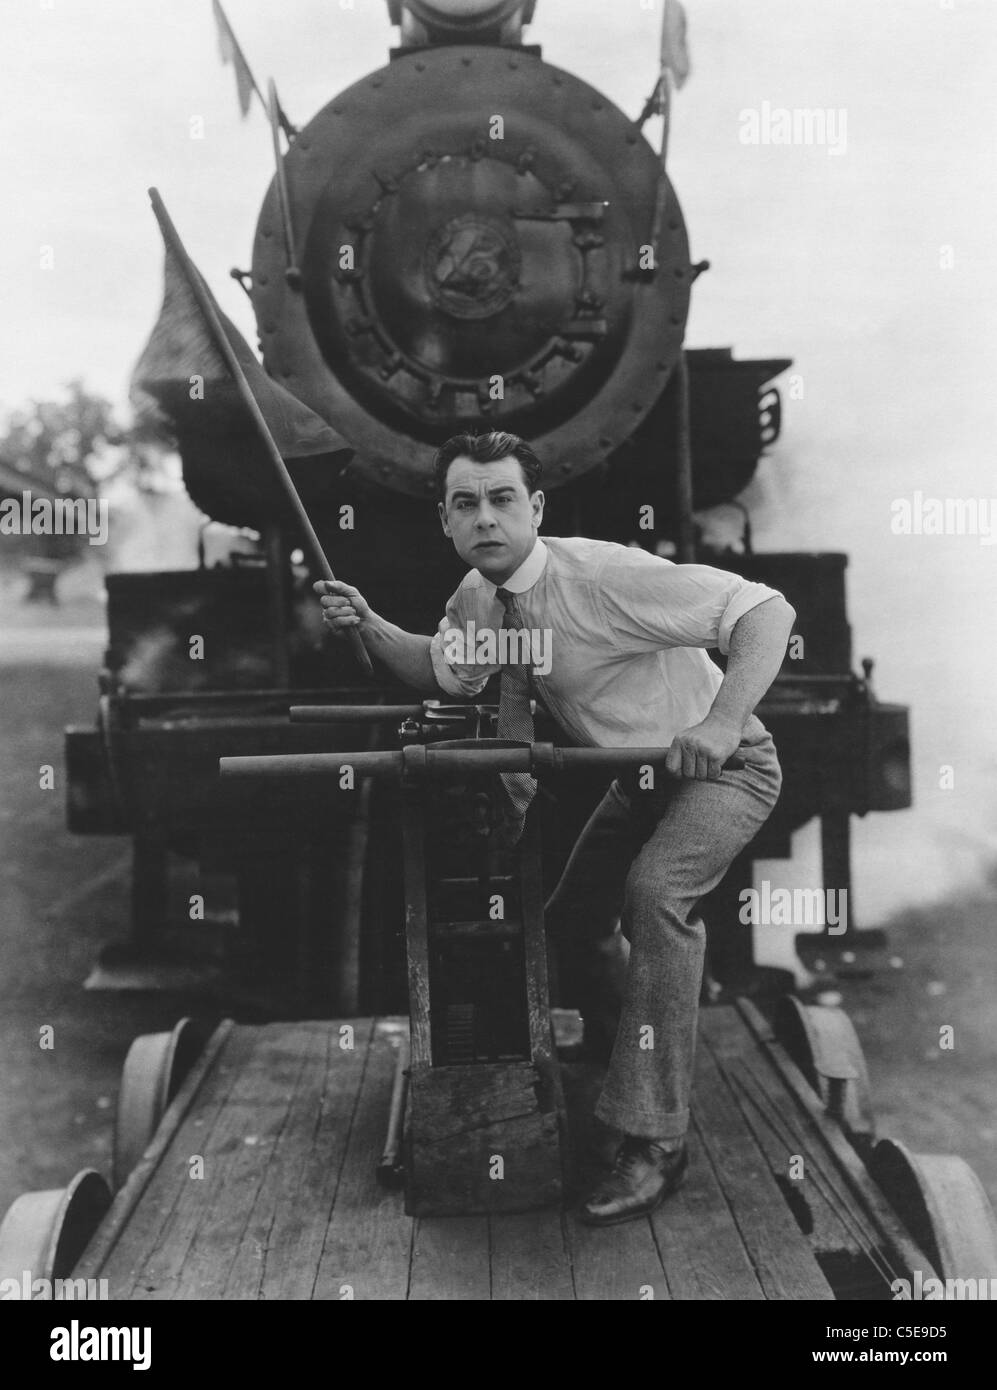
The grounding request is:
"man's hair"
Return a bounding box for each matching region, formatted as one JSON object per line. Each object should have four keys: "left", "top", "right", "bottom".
{"left": 433, "top": 431, "right": 542, "bottom": 503}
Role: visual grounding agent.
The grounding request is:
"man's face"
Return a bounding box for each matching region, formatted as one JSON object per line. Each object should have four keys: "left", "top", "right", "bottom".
{"left": 438, "top": 455, "right": 544, "bottom": 583}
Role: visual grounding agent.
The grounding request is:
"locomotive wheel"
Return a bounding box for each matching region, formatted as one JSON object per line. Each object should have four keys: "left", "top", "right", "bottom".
{"left": 870, "top": 1138, "right": 997, "bottom": 1280}
{"left": 774, "top": 996, "right": 875, "bottom": 1142}
{"left": 0, "top": 1170, "right": 111, "bottom": 1287}
{"left": 112, "top": 1018, "right": 202, "bottom": 1189}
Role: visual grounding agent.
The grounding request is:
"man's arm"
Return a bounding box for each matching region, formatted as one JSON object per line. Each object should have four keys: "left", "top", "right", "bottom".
{"left": 666, "top": 595, "right": 796, "bottom": 780}
{"left": 314, "top": 580, "right": 439, "bottom": 692}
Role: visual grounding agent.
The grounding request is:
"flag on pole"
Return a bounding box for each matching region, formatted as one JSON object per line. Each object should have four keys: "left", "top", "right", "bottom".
{"left": 660, "top": 0, "right": 691, "bottom": 91}
{"left": 212, "top": 0, "right": 264, "bottom": 118}
{"left": 131, "top": 234, "right": 353, "bottom": 525}
{"left": 134, "top": 189, "right": 372, "bottom": 673}
{"left": 272, "top": 81, "right": 297, "bottom": 140}
{"left": 131, "top": 245, "right": 345, "bottom": 461}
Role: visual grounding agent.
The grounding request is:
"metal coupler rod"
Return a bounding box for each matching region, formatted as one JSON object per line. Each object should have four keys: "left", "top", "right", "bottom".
{"left": 220, "top": 744, "right": 746, "bottom": 781}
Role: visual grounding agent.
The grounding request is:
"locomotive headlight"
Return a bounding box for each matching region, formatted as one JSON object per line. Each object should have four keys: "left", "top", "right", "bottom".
{"left": 395, "top": 0, "right": 533, "bottom": 46}
{"left": 415, "top": 0, "right": 515, "bottom": 15}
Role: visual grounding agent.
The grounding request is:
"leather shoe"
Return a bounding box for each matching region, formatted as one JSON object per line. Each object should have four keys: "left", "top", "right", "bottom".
{"left": 579, "top": 1136, "right": 688, "bottom": 1226}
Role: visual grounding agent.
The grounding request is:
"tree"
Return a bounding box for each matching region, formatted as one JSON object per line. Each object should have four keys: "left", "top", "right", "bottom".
{"left": 0, "top": 380, "right": 174, "bottom": 564}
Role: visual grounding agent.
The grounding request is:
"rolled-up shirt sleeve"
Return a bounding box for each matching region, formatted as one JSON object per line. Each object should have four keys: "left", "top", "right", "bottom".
{"left": 598, "top": 551, "right": 785, "bottom": 657}
{"left": 429, "top": 591, "right": 492, "bottom": 697}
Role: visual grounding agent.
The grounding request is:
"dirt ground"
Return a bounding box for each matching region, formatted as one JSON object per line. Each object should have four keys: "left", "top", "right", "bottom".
{"left": 1, "top": 565, "right": 995, "bottom": 1225}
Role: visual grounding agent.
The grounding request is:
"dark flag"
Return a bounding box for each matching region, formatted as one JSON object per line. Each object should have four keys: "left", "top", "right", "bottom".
{"left": 131, "top": 243, "right": 343, "bottom": 459}
{"left": 130, "top": 231, "right": 353, "bottom": 527}
{"left": 212, "top": 0, "right": 263, "bottom": 119}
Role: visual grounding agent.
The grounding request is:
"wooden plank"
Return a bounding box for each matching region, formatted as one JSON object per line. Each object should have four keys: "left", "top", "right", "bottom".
{"left": 567, "top": 1214, "right": 669, "bottom": 1301}
{"left": 408, "top": 1218, "right": 490, "bottom": 1301}
{"left": 650, "top": 1127, "right": 765, "bottom": 1300}
{"left": 489, "top": 1209, "right": 575, "bottom": 1300}
{"left": 157, "top": 1023, "right": 321, "bottom": 1299}
{"left": 219, "top": 1020, "right": 371, "bottom": 1299}
{"left": 691, "top": 1020, "right": 834, "bottom": 1300}
{"left": 75, "top": 1020, "right": 235, "bottom": 1285}
{"left": 699, "top": 1006, "right": 871, "bottom": 1266}
{"left": 734, "top": 998, "right": 939, "bottom": 1282}
{"left": 401, "top": 795, "right": 431, "bottom": 1065}
{"left": 407, "top": 1062, "right": 561, "bottom": 1216}
{"left": 410, "top": 1061, "right": 547, "bottom": 1136}
{"left": 312, "top": 1022, "right": 415, "bottom": 1300}
{"left": 257, "top": 1019, "right": 383, "bottom": 1300}
{"left": 518, "top": 814, "right": 559, "bottom": 1066}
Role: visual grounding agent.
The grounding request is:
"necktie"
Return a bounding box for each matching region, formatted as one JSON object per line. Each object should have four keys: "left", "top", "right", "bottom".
{"left": 495, "top": 586, "right": 537, "bottom": 845}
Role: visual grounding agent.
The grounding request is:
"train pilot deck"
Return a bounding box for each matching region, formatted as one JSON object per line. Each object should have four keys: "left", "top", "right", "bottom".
{"left": 70, "top": 1000, "right": 953, "bottom": 1301}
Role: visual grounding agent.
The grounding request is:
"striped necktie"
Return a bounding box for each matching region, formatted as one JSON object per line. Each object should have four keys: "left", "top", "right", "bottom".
{"left": 495, "top": 586, "right": 537, "bottom": 845}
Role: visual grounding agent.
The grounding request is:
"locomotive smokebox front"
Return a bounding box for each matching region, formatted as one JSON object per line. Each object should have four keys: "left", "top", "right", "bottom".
{"left": 251, "top": 44, "right": 691, "bottom": 496}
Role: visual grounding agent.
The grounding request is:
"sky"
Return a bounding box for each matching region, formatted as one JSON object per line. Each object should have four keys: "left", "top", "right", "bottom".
{"left": 4, "top": 0, "right": 997, "bottom": 926}
{"left": 4, "top": 0, "right": 992, "bottom": 415}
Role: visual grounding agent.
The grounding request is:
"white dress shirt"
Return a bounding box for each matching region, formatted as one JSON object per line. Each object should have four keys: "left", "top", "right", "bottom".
{"left": 429, "top": 536, "right": 783, "bottom": 748}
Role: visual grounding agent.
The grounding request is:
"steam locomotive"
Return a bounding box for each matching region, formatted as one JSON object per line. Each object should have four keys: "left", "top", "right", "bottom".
{"left": 66, "top": 0, "right": 911, "bottom": 1013}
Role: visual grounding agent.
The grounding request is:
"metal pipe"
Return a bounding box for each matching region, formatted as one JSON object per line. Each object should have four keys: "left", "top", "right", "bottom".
{"left": 220, "top": 744, "right": 745, "bottom": 781}
{"left": 674, "top": 351, "right": 696, "bottom": 564}
{"left": 267, "top": 78, "right": 298, "bottom": 285}
{"left": 289, "top": 704, "right": 423, "bottom": 723}
{"left": 376, "top": 1039, "right": 410, "bottom": 1189}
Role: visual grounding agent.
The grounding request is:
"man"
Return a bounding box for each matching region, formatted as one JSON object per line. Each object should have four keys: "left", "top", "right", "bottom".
{"left": 315, "top": 430, "right": 794, "bottom": 1226}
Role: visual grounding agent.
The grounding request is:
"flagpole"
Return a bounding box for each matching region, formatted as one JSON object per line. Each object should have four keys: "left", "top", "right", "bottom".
{"left": 147, "top": 187, "right": 374, "bottom": 678}
{"left": 267, "top": 79, "right": 300, "bottom": 288}
{"left": 653, "top": 63, "right": 695, "bottom": 564}
{"left": 648, "top": 67, "right": 672, "bottom": 266}
{"left": 652, "top": 1, "right": 693, "bottom": 562}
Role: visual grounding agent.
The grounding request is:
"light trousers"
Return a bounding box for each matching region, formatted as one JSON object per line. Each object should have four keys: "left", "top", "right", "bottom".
{"left": 544, "top": 732, "right": 782, "bottom": 1138}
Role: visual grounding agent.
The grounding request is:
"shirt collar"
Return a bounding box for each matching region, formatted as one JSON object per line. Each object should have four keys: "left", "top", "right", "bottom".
{"left": 478, "top": 537, "right": 548, "bottom": 597}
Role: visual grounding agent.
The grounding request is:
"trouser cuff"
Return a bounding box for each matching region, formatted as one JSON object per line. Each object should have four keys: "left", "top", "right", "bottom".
{"left": 593, "top": 1095, "right": 689, "bottom": 1142}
